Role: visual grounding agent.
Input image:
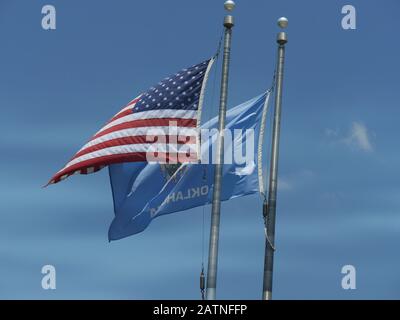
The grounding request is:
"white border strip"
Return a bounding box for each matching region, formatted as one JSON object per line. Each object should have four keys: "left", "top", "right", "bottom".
{"left": 196, "top": 57, "right": 216, "bottom": 158}
{"left": 257, "top": 90, "right": 272, "bottom": 196}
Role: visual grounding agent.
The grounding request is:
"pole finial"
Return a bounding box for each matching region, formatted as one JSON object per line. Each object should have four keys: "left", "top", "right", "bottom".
{"left": 223, "top": 1, "right": 235, "bottom": 28}
{"left": 277, "top": 17, "right": 288, "bottom": 29}
{"left": 277, "top": 17, "right": 288, "bottom": 45}
{"left": 224, "top": 0, "right": 235, "bottom": 12}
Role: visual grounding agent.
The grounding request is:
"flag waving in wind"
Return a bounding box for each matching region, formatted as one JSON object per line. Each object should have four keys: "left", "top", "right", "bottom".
{"left": 47, "top": 56, "right": 272, "bottom": 241}
{"left": 48, "top": 58, "right": 215, "bottom": 185}
{"left": 108, "top": 92, "right": 271, "bottom": 240}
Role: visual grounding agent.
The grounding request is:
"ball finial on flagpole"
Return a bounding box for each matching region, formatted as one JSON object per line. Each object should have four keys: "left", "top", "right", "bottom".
{"left": 224, "top": 0, "right": 235, "bottom": 12}
{"left": 277, "top": 17, "right": 288, "bottom": 29}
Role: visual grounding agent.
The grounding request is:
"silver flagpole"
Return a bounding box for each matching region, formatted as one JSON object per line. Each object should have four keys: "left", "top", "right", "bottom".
{"left": 206, "top": 0, "right": 235, "bottom": 300}
{"left": 262, "top": 17, "right": 288, "bottom": 300}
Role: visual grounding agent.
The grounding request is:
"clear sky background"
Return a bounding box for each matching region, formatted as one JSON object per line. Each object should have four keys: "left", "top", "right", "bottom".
{"left": 0, "top": 0, "right": 399, "bottom": 299}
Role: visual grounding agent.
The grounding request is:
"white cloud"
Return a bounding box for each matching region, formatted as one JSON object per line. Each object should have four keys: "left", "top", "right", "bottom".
{"left": 324, "top": 128, "right": 339, "bottom": 138}
{"left": 278, "top": 178, "right": 293, "bottom": 191}
{"left": 344, "top": 122, "right": 373, "bottom": 152}
{"left": 277, "top": 170, "right": 315, "bottom": 192}
{"left": 325, "top": 122, "right": 374, "bottom": 152}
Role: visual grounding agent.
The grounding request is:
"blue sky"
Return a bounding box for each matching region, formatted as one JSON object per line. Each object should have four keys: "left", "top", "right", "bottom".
{"left": 1, "top": 0, "right": 400, "bottom": 299}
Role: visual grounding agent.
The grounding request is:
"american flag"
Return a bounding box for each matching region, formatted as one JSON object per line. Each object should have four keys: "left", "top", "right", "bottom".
{"left": 49, "top": 58, "right": 214, "bottom": 185}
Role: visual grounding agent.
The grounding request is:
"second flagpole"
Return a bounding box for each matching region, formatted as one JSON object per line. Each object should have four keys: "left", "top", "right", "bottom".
{"left": 262, "top": 17, "right": 288, "bottom": 300}
{"left": 206, "top": 0, "right": 235, "bottom": 300}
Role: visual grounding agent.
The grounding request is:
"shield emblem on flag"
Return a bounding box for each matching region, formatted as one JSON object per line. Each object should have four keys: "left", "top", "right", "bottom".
{"left": 160, "top": 164, "right": 188, "bottom": 183}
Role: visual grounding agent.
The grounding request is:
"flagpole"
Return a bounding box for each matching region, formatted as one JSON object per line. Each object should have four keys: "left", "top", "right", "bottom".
{"left": 262, "top": 17, "right": 288, "bottom": 300}
{"left": 206, "top": 0, "right": 235, "bottom": 300}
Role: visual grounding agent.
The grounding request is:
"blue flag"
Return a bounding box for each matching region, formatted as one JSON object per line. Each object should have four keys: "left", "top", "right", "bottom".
{"left": 108, "top": 92, "right": 271, "bottom": 240}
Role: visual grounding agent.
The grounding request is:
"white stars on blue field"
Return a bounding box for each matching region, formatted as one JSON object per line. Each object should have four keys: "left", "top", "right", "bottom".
{"left": 134, "top": 60, "right": 210, "bottom": 113}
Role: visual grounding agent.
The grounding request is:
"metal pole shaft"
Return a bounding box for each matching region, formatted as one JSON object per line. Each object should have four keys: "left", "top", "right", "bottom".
{"left": 206, "top": 15, "right": 234, "bottom": 300}
{"left": 262, "top": 31, "right": 287, "bottom": 300}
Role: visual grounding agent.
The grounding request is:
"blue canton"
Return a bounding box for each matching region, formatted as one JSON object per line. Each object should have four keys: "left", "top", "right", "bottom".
{"left": 133, "top": 59, "right": 210, "bottom": 113}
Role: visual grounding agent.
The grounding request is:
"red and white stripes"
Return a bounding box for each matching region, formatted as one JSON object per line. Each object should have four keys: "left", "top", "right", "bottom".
{"left": 48, "top": 96, "right": 198, "bottom": 185}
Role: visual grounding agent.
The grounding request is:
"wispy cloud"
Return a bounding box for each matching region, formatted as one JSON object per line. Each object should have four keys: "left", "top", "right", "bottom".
{"left": 325, "top": 122, "right": 374, "bottom": 152}
{"left": 344, "top": 122, "right": 373, "bottom": 152}
{"left": 278, "top": 170, "right": 315, "bottom": 192}
{"left": 278, "top": 178, "right": 293, "bottom": 191}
